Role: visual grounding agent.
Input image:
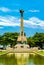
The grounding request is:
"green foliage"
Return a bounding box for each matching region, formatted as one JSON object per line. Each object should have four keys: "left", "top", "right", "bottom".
{"left": 27, "top": 37, "right": 35, "bottom": 47}
{"left": 27, "top": 32, "right": 44, "bottom": 49}
{"left": 0, "top": 32, "right": 19, "bottom": 47}
{"left": 0, "top": 32, "right": 44, "bottom": 49}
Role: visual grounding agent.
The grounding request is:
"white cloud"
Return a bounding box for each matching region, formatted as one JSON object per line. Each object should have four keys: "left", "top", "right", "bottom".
{"left": 0, "top": 7, "right": 11, "bottom": 12}
{"left": 0, "top": 7, "right": 19, "bottom": 12}
{"left": 28, "top": 10, "right": 40, "bottom": 12}
{"left": 0, "top": 16, "right": 20, "bottom": 27}
{"left": 24, "top": 17, "right": 44, "bottom": 29}
{"left": 0, "top": 16, "right": 44, "bottom": 29}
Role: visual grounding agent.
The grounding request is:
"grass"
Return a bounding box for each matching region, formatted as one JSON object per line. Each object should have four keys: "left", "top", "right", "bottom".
{"left": 0, "top": 49, "right": 44, "bottom": 56}
{"left": 33, "top": 50, "right": 44, "bottom": 56}
{"left": 0, "top": 50, "right": 8, "bottom": 55}
{"left": 37, "top": 50, "right": 44, "bottom": 55}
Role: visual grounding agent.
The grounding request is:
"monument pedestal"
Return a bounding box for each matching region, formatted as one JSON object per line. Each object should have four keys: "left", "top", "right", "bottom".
{"left": 17, "top": 35, "right": 27, "bottom": 43}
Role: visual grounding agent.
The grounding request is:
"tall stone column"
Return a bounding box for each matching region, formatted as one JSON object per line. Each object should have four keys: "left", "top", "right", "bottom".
{"left": 17, "top": 10, "right": 27, "bottom": 43}
{"left": 20, "top": 10, "right": 24, "bottom": 37}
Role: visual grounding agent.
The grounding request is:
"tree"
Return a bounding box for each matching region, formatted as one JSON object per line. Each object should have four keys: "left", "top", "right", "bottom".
{"left": 2, "top": 32, "right": 19, "bottom": 47}
{"left": 27, "top": 32, "right": 44, "bottom": 49}
{"left": 27, "top": 37, "right": 35, "bottom": 47}
{"left": 0, "top": 32, "right": 44, "bottom": 49}
{"left": 33, "top": 32, "right": 44, "bottom": 49}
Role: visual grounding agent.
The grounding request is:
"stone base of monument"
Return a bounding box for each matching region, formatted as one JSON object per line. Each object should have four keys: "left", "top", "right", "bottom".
{"left": 17, "top": 35, "right": 27, "bottom": 44}
{"left": 14, "top": 43, "right": 29, "bottom": 49}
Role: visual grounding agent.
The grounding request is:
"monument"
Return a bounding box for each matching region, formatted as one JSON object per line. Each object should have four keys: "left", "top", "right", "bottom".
{"left": 17, "top": 10, "right": 27, "bottom": 43}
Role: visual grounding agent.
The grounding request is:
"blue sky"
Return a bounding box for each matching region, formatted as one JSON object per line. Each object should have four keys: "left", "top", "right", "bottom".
{"left": 0, "top": 0, "right": 44, "bottom": 37}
